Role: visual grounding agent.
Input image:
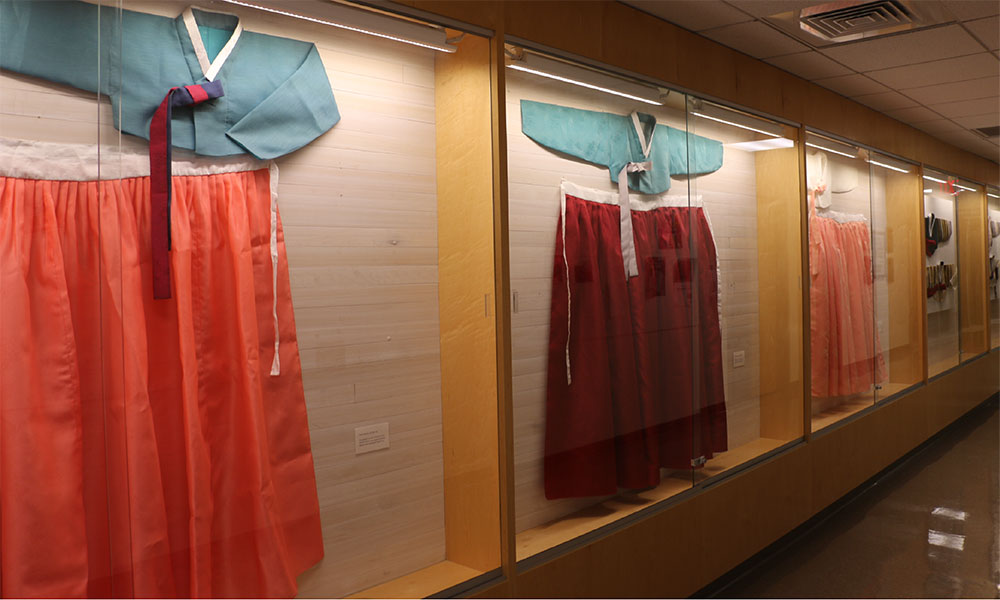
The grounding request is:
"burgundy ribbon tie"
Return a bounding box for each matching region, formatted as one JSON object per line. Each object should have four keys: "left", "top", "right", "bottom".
{"left": 149, "top": 81, "right": 224, "bottom": 299}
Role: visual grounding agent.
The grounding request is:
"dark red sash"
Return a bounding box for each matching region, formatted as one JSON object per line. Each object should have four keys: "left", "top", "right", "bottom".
{"left": 149, "top": 81, "right": 224, "bottom": 299}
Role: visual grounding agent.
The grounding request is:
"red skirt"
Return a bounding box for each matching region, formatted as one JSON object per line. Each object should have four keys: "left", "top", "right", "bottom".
{"left": 0, "top": 140, "right": 322, "bottom": 597}
{"left": 545, "top": 181, "right": 727, "bottom": 500}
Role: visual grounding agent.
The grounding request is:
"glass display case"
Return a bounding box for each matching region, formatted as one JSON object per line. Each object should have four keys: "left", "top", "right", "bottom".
{"left": 804, "top": 133, "right": 921, "bottom": 431}
{"left": 0, "top": 1, "right": 500, "bottom": 597}
{"left": 989, "top": 187, "right": 1000, "bottom": 350}
{"left": 505, "top": 47, "right": 804, "bottom": 561}
{"left": 923, "top": 169, "right": 961, "bottom": 377}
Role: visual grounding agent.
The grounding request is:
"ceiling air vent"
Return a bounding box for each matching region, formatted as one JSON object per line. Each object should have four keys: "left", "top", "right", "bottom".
{"left": 764, "top": 0, "right": 946, "bottom": 46}
{"left": 974, "top": 126, "right": 1000, "bottom": 139}
{"left": 800, "top": 0, "right": 916, "bottom": 40}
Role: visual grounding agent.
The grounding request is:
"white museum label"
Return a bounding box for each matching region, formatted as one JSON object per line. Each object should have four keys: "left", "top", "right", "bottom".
{"left": 355, "top": 422, "right": 390, "bottom": 454}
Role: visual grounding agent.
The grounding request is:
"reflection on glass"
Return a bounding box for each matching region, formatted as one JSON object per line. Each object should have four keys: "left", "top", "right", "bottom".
{"left": 924, "top": 170, "right": 961, "bottom": 376}
{"left": 807, "top": 134, "right": 881, "bottom": 431}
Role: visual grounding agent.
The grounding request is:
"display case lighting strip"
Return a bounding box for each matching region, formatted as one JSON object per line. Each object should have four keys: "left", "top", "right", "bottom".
{"left": 506, "top": 52, "right": 664, "bottom": 105}
{"left": 923, "top": 175, "right": 948, "bottom": 184}
{"left": 507, "top": 64, "right": 662, "bottom": 105}
{"left": 690, "top": 112, "right": 780, "bottom": 137}
{"left": 805, "top": 141, "right": 856, "bottom": 159}
{"left": 868, "top": 158, "right": 910, "bottom": 173}
{"left": 954, "top": 183, "right": 977, "bottom": 192}
{"left": 217, "top": 0, "right": 457, "bottom": 53}
{"left": 988, "top": 192, "right": 999, "bottom": 199}
{"left": 924, "top": 188, "right": 933, "bottom": 193}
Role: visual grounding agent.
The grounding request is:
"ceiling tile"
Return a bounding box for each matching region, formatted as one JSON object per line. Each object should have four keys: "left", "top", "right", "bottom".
{"left": 900, "top": 76, "right": 1000, "bottom": 105}
{"left": 885, "top": 106, "right": 945, "bottom": 124}
{"left": 814, "top": 73, "right": 890, "bottom": 97}
{"left": 929, "top": 96, "right": 1000, "bottom": 118}
{"left": 952, "top": 113, "right": 1000, "bottom": 129}
{"left": 723, "top": 0, "right": 820, "bottom": 18}
{"left": 853, "top": 91, "right": 919, "bottom": 111}
{"left": 700, "top": 20, "right": 811, "bottom": 58}
{"left": 914, "top": 119, "right": 967, "bottom": 134}
{"left": 964, "top": 16, "right": 1000, "bottom": 50}
{"left": 819, "top": 25, "right": 984, "bottom": 72}
{"left": 942, "top": 0, "right": 1000, "bottom": 21}
{"left": 765, "top": 50, "right": 853, "bottom": 79}
{"left": 624, "top": 0, "right": 753, "bottom": 32}
{"left": 866, "top": 52, "right": 1000, "bottom": 89}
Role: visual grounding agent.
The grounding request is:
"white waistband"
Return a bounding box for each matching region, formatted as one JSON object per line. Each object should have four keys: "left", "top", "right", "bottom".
{"left": 0, "top": 137, "right": 269, "bottom": 181}
{"left": 560, "top": 179, "right": 703, "bottom": 211}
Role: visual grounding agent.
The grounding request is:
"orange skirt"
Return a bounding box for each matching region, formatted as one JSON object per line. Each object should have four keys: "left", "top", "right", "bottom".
{"left": 0, "top": 140, "right": 322, "bottom": 597}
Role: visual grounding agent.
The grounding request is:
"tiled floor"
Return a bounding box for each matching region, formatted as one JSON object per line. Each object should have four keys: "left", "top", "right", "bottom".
{"left": 716, "top": 397, "right": 999, "bottom": 599}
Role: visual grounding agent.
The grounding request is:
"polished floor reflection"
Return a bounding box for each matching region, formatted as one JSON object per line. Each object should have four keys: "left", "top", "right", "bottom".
{"left": 718, "top": 397, "right": 999, "bottom": 599}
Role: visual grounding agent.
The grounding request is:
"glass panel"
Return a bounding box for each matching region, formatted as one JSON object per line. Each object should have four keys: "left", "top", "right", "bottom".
{"left": 924, "top": 170, "right": 961, "bottom": 376}
{"left": 957, "top": 181, "right": 988, "bottom": 360}
{"left": 5, "top": 2, "right": 500, "bottom": 597}
{"left": 989, "top": 188, "right": 1000, "bottom": 349}
{"left": 0, "top": 0, "right": 122, "bottom": 595}
{"left": 869, "top": 153, "right": 923, "bottom": 399}
{"left": 506, "top": 48, "right": 695, "bottom": 561}
{"left": 806, "top": 133, "right": 878, "bottom": 431}
{"left": 686, "top": 101, "right": 804, "bottom": 481}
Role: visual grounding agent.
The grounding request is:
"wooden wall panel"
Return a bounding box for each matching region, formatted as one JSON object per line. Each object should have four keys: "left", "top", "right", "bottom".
{"left": 884, "top": 170, "right": 925, "bottom": 387}
{"left": 958, "top": 190, "right": 989, "bottom": 359}
{"left": 755, "top": 143, "right": 805, "bottom": 440}
{"left": 435, "top": 34, "right": 503, "bottom": 571}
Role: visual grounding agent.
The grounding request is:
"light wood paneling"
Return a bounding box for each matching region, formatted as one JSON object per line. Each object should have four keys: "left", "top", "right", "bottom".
{"left": 434, "top": 32, "right": 502, "bottom": 572}
{"left": 884, "top": 170, "right": 925, "bottom": 388}
{"left": 958, "top": 189, "right": 989, "bottom": 359}
{"left": 755, "top": 140, "right": 805, "bottom": 441}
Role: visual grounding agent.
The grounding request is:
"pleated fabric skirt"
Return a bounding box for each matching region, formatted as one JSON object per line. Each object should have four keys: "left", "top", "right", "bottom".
{"left": 809, "top": 212, "right": 887, "bottom": 398}
{"left": 544, "top": 180, "right": 727, "bottom": 500}
{"left": 0, "top": 139, "right": 322, "bottom": 598}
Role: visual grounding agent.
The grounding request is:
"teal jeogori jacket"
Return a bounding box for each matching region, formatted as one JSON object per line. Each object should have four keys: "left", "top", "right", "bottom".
{"left": 0, "top": 1, "right": 340, "bottom": 160}
{"left": 520, "top": 99, "right": 724, "bottom": 193}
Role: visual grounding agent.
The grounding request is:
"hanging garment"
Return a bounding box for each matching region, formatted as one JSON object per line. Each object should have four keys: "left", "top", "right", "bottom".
{"left": 520, "top": 99, "right": 724, "bottom": 195}
{"left": 809, "top": 193, "right": 887, "bottom": 398}
{"left": 806, "top": 149, "right": 832, "bottom": 209}
{"left": 0, "top": 1, "right": 339, "bottom": 159}
{"left": 545, "top": 180, "right": 727, "bottom": 500}
{"left": 0, "top": 138, "right": 321, "bottom": 598}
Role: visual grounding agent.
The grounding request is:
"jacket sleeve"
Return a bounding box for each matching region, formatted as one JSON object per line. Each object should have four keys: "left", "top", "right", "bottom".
{"left": 0, "top": 0, "right": 117, "bottom": 96}
{"left": 520, "top": 99, "right": 617, "bottom": 169}
{"left": 225, "top": 44, "right": 340, "bottom": 160}
{"left": 667, "top": 126, "right": 724, "bottom": 176}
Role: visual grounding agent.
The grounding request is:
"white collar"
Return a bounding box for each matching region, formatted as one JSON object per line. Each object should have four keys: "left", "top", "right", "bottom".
{"left": 182, "top": 6, "right": 243, "bottom": 82}
{"left": 629, "top": 111, "right": 656, "bottom": 159}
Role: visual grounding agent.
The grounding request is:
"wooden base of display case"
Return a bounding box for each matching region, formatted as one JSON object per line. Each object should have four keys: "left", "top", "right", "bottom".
{"left": 347, "top": 560, "right": 485, "bottom": 599}
{"left": 515, "top": 437, "right": 787, "bottom": 561}
{"left": 811, "top": 395, "right": 871, "bottom": 432}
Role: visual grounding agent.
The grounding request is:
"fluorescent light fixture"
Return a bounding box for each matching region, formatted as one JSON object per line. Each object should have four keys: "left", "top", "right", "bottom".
{"left": 725, "top": 138, "right": 795, "bottom": 152}
{"left": 924, "top": 188, "right": 933, "bottom": 193}
{"left": 923, "top": 175, "right": 948, "bottom": 184}
{"left": 954, "top": 183, "right": 976, "bottom": 192}
{"left": 506, "top": 52, "right": 664, "bottom": 105}
{"left": 988, "top": 192, "right": 999, "bottom": 199}
{"left": 804, "top": 133, "right": 858, "bottom": 159}
{"left": 868, "top": 158, "right": 910, "bottom": 173}
{"left": 805, "top": 142, "right": 856, "bottom": 159}
{"left": 217, "top": 0, "right": 457, "bottom": 53}
{"left": 692, "top": 103, "right": 784, "bottom": 137}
